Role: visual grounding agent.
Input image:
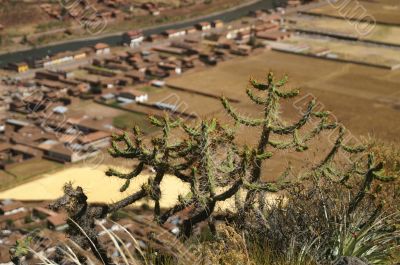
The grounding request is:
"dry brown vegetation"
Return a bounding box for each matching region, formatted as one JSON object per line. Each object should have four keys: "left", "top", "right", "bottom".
{"left": 0, "top": 2, "right": 47, "bottom": 28}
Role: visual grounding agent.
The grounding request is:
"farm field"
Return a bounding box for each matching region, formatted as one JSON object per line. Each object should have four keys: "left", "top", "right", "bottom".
{"left": 0, "top": 159, "right": 63, "bottom": 191}
{"left": 0, "top": 165, "right": 190, "bottom": 208}
{"left": 68, "top": 100, "right": 157, "bottom": 133}
{"left": 0, "top": 165, "right": 265, "bottom": 212}
{"left": 289, "top": 15, "right": 400, "bottom": 45}
{"left": 283, "top": 34, "right": 400, "bottom": 67}
{"left": 112, "top": 112, "right": 158, "bottom": 134}
{"left": 131, "top": 86, "right": 223, "bottom": 118}
{"left": 305, "top": 0, "right": 400, "bottom": 25}
{"left": 167, "top": 50, "right": 400, "bottom": 142}
{"left": 0, "top": 171, "right": 15, "bottom": 190}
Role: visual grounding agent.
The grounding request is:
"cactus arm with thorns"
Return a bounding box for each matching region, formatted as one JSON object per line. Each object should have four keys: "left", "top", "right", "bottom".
{"left": 310, "top": 126, "right": 367, "bottom": 183}
{"left": 107, "top": 116, "right": 247, "bottom": 234}
{"left": 181, "top": 146, "right": 251, "bottom": 236}
{"left": 107, "top": 188, "right": 147, "bottom": 213}
{"left": 222, "top": 72, "right": 337, "bottom": 211}
{"left": 182, "top": 178, "right": 244, "bottom": 237}
{"left": 348, "top": 154, "right": 395, "bottom": 215}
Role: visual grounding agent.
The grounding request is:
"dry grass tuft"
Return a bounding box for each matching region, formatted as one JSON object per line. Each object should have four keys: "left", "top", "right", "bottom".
{"left": 198, "top": 224, "right": 253, "bottom": 265}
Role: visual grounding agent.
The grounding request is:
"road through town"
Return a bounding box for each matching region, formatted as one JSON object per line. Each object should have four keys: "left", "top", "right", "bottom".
{"left": 0, "top": 0, "right": 274, "bottom": 68}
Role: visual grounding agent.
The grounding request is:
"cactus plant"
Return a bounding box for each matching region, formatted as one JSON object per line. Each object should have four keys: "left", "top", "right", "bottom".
{"left": 221, "top": 72, "right": 337, "bottom": 213}
{"left": 49, "top": 72, "right": 396, "bottom": 263}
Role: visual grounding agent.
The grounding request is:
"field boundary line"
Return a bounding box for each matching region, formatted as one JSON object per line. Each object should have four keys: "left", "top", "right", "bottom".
{"left": 269, "top": 49, "right": 399, "bottom": 70}
{"left": 293, "top": 28, "right": 400, "bottom": 49}
{"left": 167, "top": 84, "right": 241, "bottom": 103}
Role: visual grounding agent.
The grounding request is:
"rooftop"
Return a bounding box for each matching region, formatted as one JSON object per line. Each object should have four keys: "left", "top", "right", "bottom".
{"left": 94, "top": 43, "right": 110, "bottom": 50}
{"left": 78, "top": 131, "right": 110, "bottom": 144}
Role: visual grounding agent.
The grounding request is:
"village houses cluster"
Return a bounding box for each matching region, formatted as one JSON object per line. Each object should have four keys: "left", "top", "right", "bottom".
{"left": 1, "top": 10, "right": 287, "bottom": 171}
{"left": 0, "top": 8, "right": 293, "bottom": 261}
{"left": 0, "top": 198, "right": 202, "bottom": 264}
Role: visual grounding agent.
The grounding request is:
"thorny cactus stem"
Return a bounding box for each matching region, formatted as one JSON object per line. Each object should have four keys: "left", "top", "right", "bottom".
{"left": 49, "top": 183, "right": 147, "bottom": 265}
{"left": 106, "top": 116, "right": 253, "bottom": 237}
{"left": 221, "top": 72, "right": 337, "bottom": 212}
{"left": 347, "top": 153, "right": 396, "bottom": 215}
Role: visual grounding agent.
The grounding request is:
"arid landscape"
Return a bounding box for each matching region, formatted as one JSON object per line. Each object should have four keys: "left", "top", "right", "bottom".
{"left": 0, "top": 0, "right": 398, "bottom": 264}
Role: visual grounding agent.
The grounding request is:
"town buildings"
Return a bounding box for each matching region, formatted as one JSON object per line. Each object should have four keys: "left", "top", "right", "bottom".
{"left": 94, "top": 43, "right": 111, "bottom": 55}
{"left": 196, "top": 21, "right": 212, "bottom": 31}
{"left": 0, "top": 198, "right": 204, "bottom": 264}
{"left": 163, "top": 29, "right": 186, "bottom": 39}
{"left": 123, "top": 30, "right": 145, "bottom": 48}
{"left": 8, "top": 62, "right": 29, "bottom": 73}
{"left": 0, "top": 8, "right": 292, "bottom": 176}
{"left": 212, "top": 20, "right": 224, "bottom": 29}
